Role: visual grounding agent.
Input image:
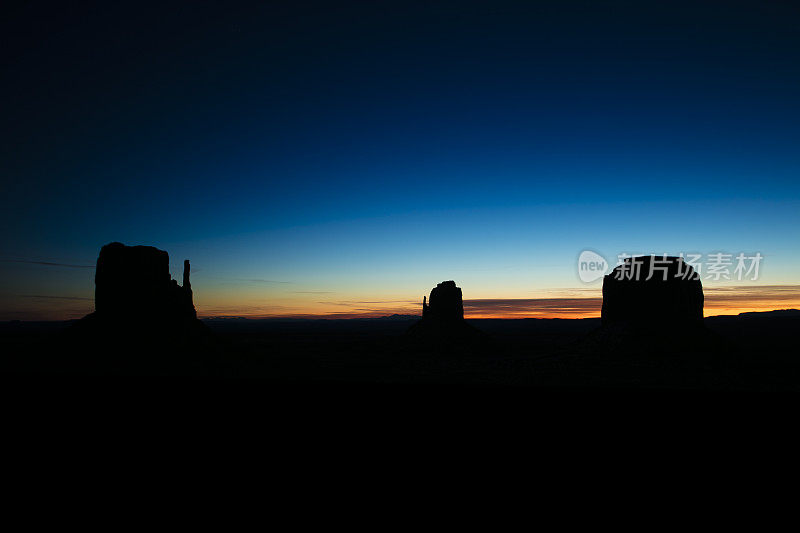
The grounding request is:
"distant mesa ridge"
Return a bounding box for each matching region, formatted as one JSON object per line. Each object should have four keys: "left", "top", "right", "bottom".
{"left": 94, "top": 241, "right": 196, "bottom": 322}
{"left": 601, "top": 255, "right": 703, "bottom": 327}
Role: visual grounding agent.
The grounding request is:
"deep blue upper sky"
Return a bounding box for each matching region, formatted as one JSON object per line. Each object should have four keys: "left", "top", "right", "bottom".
{"left": 2, "top": 1, "right": 800, "bottom": 318}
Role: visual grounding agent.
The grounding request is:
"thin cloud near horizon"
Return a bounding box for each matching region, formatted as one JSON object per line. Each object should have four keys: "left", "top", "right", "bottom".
{"left": 20, "top": 295, "right": 93, "bottom": 301}
{"left": 1, "top": 259, "right": 94, "bottom": 268}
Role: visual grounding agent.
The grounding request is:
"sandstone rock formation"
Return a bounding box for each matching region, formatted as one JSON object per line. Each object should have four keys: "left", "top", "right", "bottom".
{"left": 408, "top": 280, "right": 486, "bottom": 347}
{"left": 94, "top": 242, "right": 196, "bottom": 321}
{"left": 422, "top": 280, "right": 464, "bottom": 322}
{"left": 601, "top": 255, "right": 703, "bottom": 328}
{"left": 572, "top": 255, "right": 710, "bottom": 356}
{"left": 62, "top": 242, "right": 209, "bottom": 374}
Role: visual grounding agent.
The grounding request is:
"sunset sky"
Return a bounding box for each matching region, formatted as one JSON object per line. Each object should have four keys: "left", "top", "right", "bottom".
{"left": 2, "top": 1, "right": 800, "bottom": 320}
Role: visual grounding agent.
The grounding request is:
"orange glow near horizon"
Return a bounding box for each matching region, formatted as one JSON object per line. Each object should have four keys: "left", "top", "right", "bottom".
{"left": 4, "top": 285, "right": 799, "bottom": 321}
{"left": 194, "top": 285, "right": 800, "bottom": 320}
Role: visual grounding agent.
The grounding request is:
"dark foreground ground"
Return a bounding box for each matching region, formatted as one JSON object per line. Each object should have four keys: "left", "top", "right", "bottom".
{"left": 2, "top": 310, "right": 799, "bottom": 392}
{"left": 6, "top": 315, "right": 796, "bottom": 501}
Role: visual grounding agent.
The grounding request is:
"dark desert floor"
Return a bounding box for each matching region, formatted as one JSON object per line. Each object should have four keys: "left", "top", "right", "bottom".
{"left": 2, "top": 310, "right": 798, "bottom": 392}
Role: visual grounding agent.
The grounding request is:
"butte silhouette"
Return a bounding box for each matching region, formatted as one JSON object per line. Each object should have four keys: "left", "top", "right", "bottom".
{"left": 65, "top": 242, "right": 209, "bottom": 372}
{"left": 580, "top": 255, "right": 711, "bottom": 354}
{"left": 92, "top": 242, "right": 197, "bottom": 323}
{"left": 601, "top": 255, "right": 703, "bottom": 328}
{"left": 408, "top": 280, "right": 486, "bottom": 347}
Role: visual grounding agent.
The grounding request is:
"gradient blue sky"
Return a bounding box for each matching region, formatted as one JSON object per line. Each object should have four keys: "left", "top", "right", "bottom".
{"left": 2, "top": 1, "right": 800, "bottom": 319}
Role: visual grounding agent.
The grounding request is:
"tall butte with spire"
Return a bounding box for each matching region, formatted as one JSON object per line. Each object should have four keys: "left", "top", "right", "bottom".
{"left": 92, "top": 242, "right": 196, "bottom": 322}
{"left": 65, "top": 242, "right": 207, "bottom": 374}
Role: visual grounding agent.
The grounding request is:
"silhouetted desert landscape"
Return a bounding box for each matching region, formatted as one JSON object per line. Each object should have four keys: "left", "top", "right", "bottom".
{"left": 4, "top": 2, "right": 800, "bottom": 409}
{"left": 2, "top": 243, "right": 798, "bottom": 392}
